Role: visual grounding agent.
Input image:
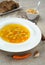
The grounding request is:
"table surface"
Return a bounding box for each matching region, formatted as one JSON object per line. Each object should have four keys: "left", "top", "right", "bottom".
{"left": 0, "top": 0, "right": 45, "bottom": 65}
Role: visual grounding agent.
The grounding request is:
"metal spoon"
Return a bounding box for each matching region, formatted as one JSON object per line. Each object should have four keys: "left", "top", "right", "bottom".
{"left": 36, "top": 1, "right": 40, "bottom": 10}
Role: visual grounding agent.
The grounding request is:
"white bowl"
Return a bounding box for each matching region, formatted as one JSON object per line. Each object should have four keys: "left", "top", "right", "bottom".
{"left": 26, "top": 9, "right": 39, "bottom": 20}
{"left": 0, "top": 17, "right": 41, "bottom": 52}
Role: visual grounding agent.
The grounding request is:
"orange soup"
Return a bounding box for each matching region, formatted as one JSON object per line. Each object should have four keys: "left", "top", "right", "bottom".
{"left": 0, "top": 24, "right": 30, "bottom": 44}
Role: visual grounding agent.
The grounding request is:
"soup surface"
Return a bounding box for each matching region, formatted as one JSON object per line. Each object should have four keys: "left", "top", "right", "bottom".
{"left": 0, "top": 24, "right": 30, "bottom": 44}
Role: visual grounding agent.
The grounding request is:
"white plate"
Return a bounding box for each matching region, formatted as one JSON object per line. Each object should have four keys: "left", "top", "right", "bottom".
{"left": 0, "top": 17, "right": 41, "bottom": 52}
{"left": 0, "top": 6, "right": 22, "bottom": 16}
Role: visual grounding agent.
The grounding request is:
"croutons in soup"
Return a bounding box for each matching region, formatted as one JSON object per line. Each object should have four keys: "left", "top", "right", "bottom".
{"left": 0, "top": 24, "right": 30, "bottom": 44}
{"left": 27, "top": 9, "right": 38, "bottom": 14}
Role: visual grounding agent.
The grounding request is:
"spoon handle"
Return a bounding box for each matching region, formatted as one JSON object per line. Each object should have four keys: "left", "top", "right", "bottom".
{"left": 38, "top": 1, "right": 40, "bottom": 6}
{"left": 36, "top": 1, "right": 40, "bottom": 10}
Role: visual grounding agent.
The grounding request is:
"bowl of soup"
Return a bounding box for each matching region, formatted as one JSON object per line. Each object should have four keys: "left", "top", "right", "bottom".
{"left": 26, "top": 9, "right": 39, "bottom": 20}
{"left": 0, "top": 17, "right": 41, "bottom": 53}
